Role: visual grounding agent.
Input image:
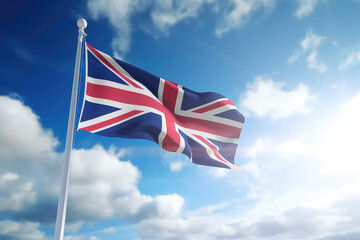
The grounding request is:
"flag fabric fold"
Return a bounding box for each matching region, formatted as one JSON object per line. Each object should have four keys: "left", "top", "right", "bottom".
{"left": 78, "top": 43, "right": 245, "bottom": 170}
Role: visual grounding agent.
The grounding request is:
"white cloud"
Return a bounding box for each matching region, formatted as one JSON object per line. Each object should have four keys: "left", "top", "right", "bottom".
{"left": 294, "top": 0, "right": 326, "bottom": 19}
{"left": 86, "top": 0, "right": 276, "bottom": 55}
{"left": 288, "top": 31, "right": 327, "bottom": 73}
{"left": 306, "top": 51, "right": 327, "bottom": 73}
{"left": 207, "top": 167, "right": 230, "bottom": 178}
{"left": 0, "top": 221, "right": 47, "bottom": 240}
{"left": 244, "top": 137, "right": 312, "bottom": 161}
{"left": 239, "top": 77, "right": 316, "bottom": 120}
{"left": 246, "top": 137, "right": 269, "bottom": 158}
{"left": 64, "top": 236, "right": 81, "bottom": 240}
{"left": 65, "top": 222, "right": 84, "bottom": 234}
{"left": 0, "top": 95, "right": 186, "bottom": 238}
{"left": 86, "top": 0, "right": 209, "bottom": 56}
{"left": 87, "top": 0, "right": 145, "bottom": 57}
{"left": 151, "top": 0, "right": 211, "bottom": 34}
{"left": 67, "top": 146, "right": 186, "bottom": 223}
{"left": 2, "top": 85, "right": 360, "bottom": 240}
{"left": 287, "top": 50, "right": 301, "bottom": 64}
{"left": 0, "top": 96, "right": 58, "bottom": 161}
{"left": 318, "top": 90, "right": 360, "bottom": 175}
{"left": 338, "top": 49, "right": 360, "bottom": 71}
{"left": 160, "top": 150, "right": 189, "bottom": 172}
{"left": 103, "top": 226, "right": 116, "bottom": 234}
{"left": 300, "top": 31, "right": 326, "bottom": 51}
{"left": 169, "top": 161, "right": 186, "bottom": 172}
{"left": 153, "top": 194, "right": 184, "bottom": 218}
{"left": 131, "top": 90, "right": 360, "bottom": 240}
{"left": 70, "top": 145, "right": 185, "bottom": 222}
{"left": 134, "top": 186, "right": 360, "bottom": 240}
{"left": 0, "top": 96, "right": 59, "bottom": 214}
{"left": 64, "top": 235, "right": 100, "bottom": 240}
{"left": 1, "top": 172, "right": 18, "bottom": 182}
{"left": 0, "top": 172, "right": 36, "bottom": 211}
{"left": 274, "top": 139, "right": 312, "bottom": 157}
{"left": 67, "top": 145, "right": 141, "bottom": 221}
{"left": 215, "top": 0, "right": 275, "bottom": 37}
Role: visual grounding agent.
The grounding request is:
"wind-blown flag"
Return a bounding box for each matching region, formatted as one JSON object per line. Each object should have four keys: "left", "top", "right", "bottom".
{"left": 78, "top": 43, "right": 245, "bottom": 170}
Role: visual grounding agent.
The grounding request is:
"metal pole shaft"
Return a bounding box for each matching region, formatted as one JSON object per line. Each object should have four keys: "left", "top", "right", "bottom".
{"left": 54, "top": 18, "right": 87, "bottom": 240}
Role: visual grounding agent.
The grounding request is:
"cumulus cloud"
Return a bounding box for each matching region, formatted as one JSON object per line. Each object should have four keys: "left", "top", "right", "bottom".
{"left": 0, "top": 96, "right": 60, "bottom": 219}
{"left": 294, "top": 0, "right": 326, "bottom": 19}
{"left": 338, "top": 49, "right": 360, "bottom": 71}
{"left": 0, "top": 172, "right": 36, "bottom": 212}
{"left": 231, "top": 91, "right": 360, "bottom": 240}
{"left": 67, "top": 145, "right": 141, "bottom": 221}
{"left": 2, "top": 87, "right": 360, "bottom": 240}
{"left": 134, "top": 186, "right": 360, "bottom": 240}
{"left": 132, "top": 140, "right": 360, "bottom": 239}
{"left": 59, "top": 88, "right": 360, "bottom": 240}
{"left": 0, "top": 96, "right": 58, "bottom": 161}
{"left": 69, "top": 146, "right": 185, "bottom": 223}
{"left": 288, "top": 31, "right": 327, "bottom": 73}
{"left": 0, "top": 221, "right": 47, "bottom": 240}
{"left": 0, "top": 95, "right": 187, "bottom": 238}
{"left": 239, "top": 77, "right": 316, "bottom": 120}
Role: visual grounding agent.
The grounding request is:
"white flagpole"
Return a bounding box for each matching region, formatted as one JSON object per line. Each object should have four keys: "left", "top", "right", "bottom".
{"left": 54, "top": 18, "right": 87, "bottom": 240}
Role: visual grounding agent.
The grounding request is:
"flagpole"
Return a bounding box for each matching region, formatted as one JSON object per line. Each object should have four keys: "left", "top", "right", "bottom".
{"left": 54, "top": 18, "right": 87, "bottom": 240}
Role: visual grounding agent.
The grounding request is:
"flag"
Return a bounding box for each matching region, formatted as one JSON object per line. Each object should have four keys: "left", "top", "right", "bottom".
{"left": 78, "top": 43, "right": 245, "bottom": 170}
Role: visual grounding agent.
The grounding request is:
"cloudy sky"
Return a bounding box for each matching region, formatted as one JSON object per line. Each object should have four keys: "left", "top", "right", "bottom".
{"left": 1, "top": 0, "right": 360, "bottom": 239}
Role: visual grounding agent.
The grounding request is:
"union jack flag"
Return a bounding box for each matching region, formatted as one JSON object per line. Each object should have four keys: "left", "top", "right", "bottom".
{"left": 78, "top": 43, "right": 245, "bottom": 170}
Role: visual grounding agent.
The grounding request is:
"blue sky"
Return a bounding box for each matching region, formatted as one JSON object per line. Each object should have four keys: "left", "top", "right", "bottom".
{"left": 1, "top": 0, "right": 360, "bottom": 239}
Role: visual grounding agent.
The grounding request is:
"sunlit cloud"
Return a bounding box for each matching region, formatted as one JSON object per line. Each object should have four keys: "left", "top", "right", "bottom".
{"left": 245, "top": 137, "right": 312, "bottom": 159}
{"left": 318, "top": 90, "right": 360, "bottom": 175}
{"left": 239, "top": 77, "right": 316, "bottom": 120}
{"left": 0, "top": 96, "right": 58, "bottom": 160}
{"left": 0, "top": 95, "right": 186, "bottom": 238}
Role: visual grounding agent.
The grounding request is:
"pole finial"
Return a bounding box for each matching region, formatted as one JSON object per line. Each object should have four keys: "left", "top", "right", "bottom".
{"left": 77, "top": 18, "right": 87, "bottom": 29}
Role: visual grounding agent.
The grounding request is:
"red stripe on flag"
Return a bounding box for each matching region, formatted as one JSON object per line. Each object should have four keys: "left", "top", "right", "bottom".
{"left": 86, "top": 82, "right": 165, "bottom": 112}
{"left": 193, "top": 99, "right": 235, "bottom": 113}
{"left": 162, "top": 116, "right": 181, "bottom": 152}
{"left": 79, "top": 110, "right": 143, "bottom": 132}
{"left": 162, "top": 80, "right": 178, "bottom": 112}
{"left": 86, "top": 43, "right": 142, "bottom": 89}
